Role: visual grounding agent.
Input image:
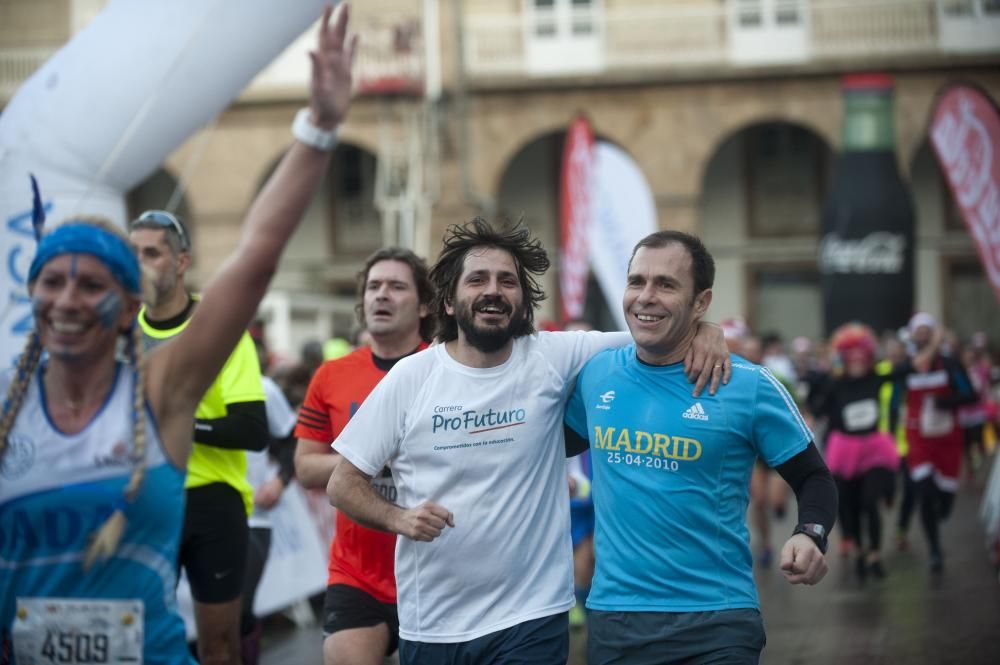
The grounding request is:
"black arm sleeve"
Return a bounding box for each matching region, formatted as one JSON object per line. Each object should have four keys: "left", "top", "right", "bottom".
{"left": 193, "top": 400, "right": 269, "bottom": 452}
{"left": 270, "top": 431, "right": 297, "bottom": 485}
{"left": 564, "top": 424, "right": 589, "bottom": 458}
{"left": 774, "top": 442, "right": 838, "bottom": 533}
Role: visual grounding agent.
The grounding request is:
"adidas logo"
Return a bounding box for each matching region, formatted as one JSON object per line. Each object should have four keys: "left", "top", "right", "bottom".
{"left": 682, "top": 402, "right": 709, "bottom": 421}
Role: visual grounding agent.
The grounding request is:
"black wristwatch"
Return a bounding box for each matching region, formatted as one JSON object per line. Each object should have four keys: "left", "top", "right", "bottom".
{"left": 792, "top": 523, "right": 828, "bottom": 554}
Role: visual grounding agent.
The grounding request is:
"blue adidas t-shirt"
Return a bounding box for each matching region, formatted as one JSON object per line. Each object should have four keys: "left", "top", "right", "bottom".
{"left": 565, "top": 347, "right": 812, "bottom": 612}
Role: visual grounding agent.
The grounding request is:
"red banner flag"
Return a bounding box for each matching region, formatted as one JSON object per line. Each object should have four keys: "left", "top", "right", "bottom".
{"left": 560, "top": 116, "right": 595, "bottom": 322}
{"left": 929, "top": 85, "right": 1000, "bottom": 304}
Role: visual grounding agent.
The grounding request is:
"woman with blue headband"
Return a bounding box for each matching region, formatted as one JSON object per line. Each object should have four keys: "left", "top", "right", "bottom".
{"left": 0, "top": 5, "right": 356, "bottom": 663}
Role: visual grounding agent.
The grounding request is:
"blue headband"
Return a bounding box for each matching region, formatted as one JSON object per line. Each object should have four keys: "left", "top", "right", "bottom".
{"left": 28, "top": 223, "right": 141, "bottom": 294}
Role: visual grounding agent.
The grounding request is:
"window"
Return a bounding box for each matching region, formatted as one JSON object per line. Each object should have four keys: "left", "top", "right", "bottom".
{"left": 942, "top": 0, "right": 975, "bottom": 16}
{"left": 533, "top": 0, "right": 557, "bottom": 37}
{"left": 571, "top": 0, "right": 595, "bottom": 35}
{"left": 744, "top": 124, "right": 829, "bottom": 237}
{"left": 737, "top": 2, "right": 763, "bottom": 28}
{"left": 330, "top": 145, "right": 381, "bottom": 255}
{"left": 775, "top": 0, "right": 801, "bottom": 25}
{"left": 748, "top": 264, "right": 822, "bottom": 341}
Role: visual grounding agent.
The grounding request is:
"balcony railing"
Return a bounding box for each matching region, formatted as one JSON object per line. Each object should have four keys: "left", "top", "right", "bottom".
{"left": 603, "top": 5, "right": 726, "bottom": 69}
{"left": 810, "top": 0, "right": 937, "bottom": 56}
{"left": 464, "top": 0, "right": 998, "bottom": 81}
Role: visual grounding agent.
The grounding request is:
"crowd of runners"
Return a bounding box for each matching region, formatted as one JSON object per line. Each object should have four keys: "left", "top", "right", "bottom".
{"left": 2, "top": 4, "right": 999, "bottom": 665}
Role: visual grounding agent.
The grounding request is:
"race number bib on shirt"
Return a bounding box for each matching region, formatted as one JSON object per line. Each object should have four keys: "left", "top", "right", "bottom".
{"left": 920, "top": 396, "right": 954, "bottom": 438}
{"left": 842, "top": 399, "right": 878, "bottom": 431}
{"left": 370, "top": 466, "right": 397, "bottom": 503}
{"left": 12, "top": 598, "right": 143, "bottom": 665}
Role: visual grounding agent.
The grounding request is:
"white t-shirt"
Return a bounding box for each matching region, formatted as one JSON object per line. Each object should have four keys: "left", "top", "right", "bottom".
{"left": 334, "top": 330, "right": 629, "bottom": 643}
{"left": 247, "top": 376, "right": 297, "bottom": 529}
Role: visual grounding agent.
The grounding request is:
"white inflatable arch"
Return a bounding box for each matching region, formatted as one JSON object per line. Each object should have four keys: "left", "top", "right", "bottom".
{"left": 0, "top": 0, "right": 330, "bottom": 361}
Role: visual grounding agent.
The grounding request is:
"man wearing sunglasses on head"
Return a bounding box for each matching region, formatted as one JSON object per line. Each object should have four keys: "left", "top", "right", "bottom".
{"left": 130, "top": 210, "right": 269, "bottom": 664}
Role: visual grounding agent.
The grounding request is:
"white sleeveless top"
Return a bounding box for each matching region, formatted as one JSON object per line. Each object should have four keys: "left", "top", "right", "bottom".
{"left": 0, "top": 362, "right": 194, "bottom": 664}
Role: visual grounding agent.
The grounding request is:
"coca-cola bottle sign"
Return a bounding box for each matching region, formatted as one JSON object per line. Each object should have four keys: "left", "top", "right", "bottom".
{"left": 819, "top": 232, "right": 906, "bottom": 275}
{"left": 820, "top": 74, "right": 915, "bottom": 335}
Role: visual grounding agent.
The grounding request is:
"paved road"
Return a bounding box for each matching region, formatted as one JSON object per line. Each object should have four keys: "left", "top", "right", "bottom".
{"left": 261, "top": 470, "right": 1000, "bottom": 665}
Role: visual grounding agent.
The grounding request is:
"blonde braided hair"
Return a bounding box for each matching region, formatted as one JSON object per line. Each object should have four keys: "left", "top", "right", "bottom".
{"left": 0, "top": 331, "right": 44, "bottom": 466}
{"left": 1, "top": 216, "right": 150, "bottom": 571}
{"left": 82, "top": 321, "right": 148, "bottom": 570}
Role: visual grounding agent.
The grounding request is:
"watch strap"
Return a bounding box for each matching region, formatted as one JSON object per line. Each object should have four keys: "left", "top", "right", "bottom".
{"left": 793, "top": 523, "right": 828, "bottom": 554}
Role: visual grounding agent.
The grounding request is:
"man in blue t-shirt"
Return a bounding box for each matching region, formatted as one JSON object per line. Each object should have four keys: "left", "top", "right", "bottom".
{"left": 564, "top": 230, "right": 837, "bottom": 665}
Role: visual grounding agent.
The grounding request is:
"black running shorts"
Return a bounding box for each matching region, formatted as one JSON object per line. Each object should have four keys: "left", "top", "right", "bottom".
{"left": 322, "top": 584, "right": 399, "bottom": 656}
{"left": 178, "top": 482, "right": 249, "bottom": 604}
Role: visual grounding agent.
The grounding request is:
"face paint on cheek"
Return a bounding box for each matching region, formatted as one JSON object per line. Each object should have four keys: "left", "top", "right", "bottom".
{"left": 95, "top": 292, "right": 124, "bottom": 330}
{"left": 31, "top": 296, "right": 44, "bottom": 320}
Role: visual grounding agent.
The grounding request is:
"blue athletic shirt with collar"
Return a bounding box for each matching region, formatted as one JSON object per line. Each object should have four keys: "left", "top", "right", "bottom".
{"left": 565, "top": 347, "right": 812, "bottom": 612}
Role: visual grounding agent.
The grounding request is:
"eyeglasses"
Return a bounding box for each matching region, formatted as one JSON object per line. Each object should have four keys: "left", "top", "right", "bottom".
{"left": 132, "top": 210, "right": 190, "bottom": 251}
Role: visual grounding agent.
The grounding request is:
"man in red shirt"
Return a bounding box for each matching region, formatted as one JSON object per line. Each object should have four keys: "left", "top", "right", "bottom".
{"left": 294, "top": 247, "right": 433, "bottom": 665}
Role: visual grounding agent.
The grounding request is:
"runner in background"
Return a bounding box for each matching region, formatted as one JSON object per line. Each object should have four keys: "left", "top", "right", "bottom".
{"left": 812, "top": 324, "right": 924, "bottom": 581}
{"left": 879, "top": 332, "right": 918, "bottom": 552}
{"left": 240, "top": 331, "right": 298, "bottom": 665}
{"left": 131, "top": 209, "right": 268, "bottom": 665}
{"left": 904, "top": 313, "right": 978, "bottom": 573}
{"left": 958, "top": 332, "right": 996, "bottom": 480}
{"left": 294, "top": 248, "right": 433, "bottom": 665}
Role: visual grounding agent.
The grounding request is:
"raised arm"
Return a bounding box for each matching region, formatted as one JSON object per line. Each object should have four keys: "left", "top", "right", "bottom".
{"left": 151, "top": 5, "right": 357, "bottom": 424}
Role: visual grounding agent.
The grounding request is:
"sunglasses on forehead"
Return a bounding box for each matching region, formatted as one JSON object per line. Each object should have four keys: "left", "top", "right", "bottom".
{"left": 132, "top": 210, "right": 190, "bottom": 251}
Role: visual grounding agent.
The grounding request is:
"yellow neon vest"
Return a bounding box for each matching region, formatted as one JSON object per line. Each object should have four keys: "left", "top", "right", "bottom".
{"left": 138, "top": 300, "right": 264, "bottom": 515}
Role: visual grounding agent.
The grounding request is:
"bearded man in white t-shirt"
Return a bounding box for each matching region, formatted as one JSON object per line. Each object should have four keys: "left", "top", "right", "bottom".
{"left": 327, "top": 217, "right": 730, "bottom": 664}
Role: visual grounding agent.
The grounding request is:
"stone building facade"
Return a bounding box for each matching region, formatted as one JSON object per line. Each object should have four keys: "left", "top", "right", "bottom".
{"left": 3, "top": 0, "right": 999, "bottom": 351}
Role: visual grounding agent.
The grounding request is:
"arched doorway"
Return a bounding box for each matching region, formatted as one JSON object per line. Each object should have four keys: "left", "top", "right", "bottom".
{"left": 699, "top": 121, "right": 833, "bottom": 341}
{"left": 255, "top": 142, "right": 380, "bottom": 296}
{"left": 496, "top": 130, "right": 617, "bottom": 331}
{"left": 253, "top": 142, "right": 380, "bottom": 356}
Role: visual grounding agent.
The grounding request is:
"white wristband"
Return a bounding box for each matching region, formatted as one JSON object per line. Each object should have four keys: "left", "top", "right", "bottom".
{"left": 292, "top": 108, "right": 339, "bottom": 151}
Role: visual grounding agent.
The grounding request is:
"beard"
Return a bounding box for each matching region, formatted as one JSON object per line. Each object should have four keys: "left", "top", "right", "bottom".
{"left": 454, "top": 294, "right": 529, "bottom": 353}
{"left": 146, "top": 268, "right": 179, "bottom": 309}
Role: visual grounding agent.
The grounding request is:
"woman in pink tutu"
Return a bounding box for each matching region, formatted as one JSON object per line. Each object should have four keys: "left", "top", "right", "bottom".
{"left": 815, "top": 324, "right": 929, "bottom": 581}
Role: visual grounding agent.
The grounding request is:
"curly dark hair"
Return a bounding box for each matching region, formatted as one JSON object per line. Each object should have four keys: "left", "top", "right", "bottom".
{"left": 355, "top": 247, "right": 435, "bottom": 342}
{"left": 429, "top": 217, "right": 550, "bottom": 342}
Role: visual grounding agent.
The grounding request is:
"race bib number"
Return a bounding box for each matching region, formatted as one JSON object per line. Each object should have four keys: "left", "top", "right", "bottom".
{"left": 842, "top": 399, "right": 878, "bottom": 431}
{"left": 12, "top": 598, "right": 143, "bottom": 665}
{"left": 920, "top": 396, "right": 954, "bottom": 438}
{"left": 371, "top": 466, "right": 397, "bottom": 503}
